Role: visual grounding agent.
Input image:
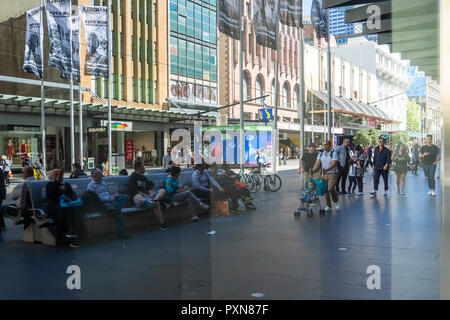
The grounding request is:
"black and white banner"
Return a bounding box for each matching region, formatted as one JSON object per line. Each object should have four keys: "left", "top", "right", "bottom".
{"left": 23, "top": 6, "right": 43, "bottom": 79}
{"left": 279, "top": 0, "right": 302, "bottom": 27}
{"left": 311, "top": 0, "right": 328, "bottom": 41}
{"left": 218, "top": 0, "right": 240, "bottom": 40}
{"left": 46, "top": 0, "right": 72, "bottom": 75}
{"left": 80, "top": 5, "right": 109, "bottom": 78}
{"left": 253, "top": 0, "right": 279, "bottom": 49}
{"left": 61, "top": 15, "right": 81, "bottom": 82}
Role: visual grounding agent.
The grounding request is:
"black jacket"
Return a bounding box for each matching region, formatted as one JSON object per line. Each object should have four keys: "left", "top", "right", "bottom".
{"left": 45, "top": 181, "right": 78, "bottom": 206}
{"left": 0, "top": 168, "right": 5, "bottom": 201}
{"left": 127, "top": 172, "right": 154, "bottom": 199}
{"left": 373, "top": 147, "right": 392, "bottom": 170}
{"left": 69, "top": 170, "right": 88, "bottom": 179}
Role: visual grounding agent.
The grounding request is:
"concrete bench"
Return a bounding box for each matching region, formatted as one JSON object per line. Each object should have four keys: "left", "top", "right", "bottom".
{"left": 24, "top": 171, "right": 197, "bottom": 239}
{"left": 145, "top": 167, "right": 193, "bottom": 175}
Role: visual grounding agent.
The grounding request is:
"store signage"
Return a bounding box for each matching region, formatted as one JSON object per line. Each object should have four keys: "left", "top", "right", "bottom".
{"left": 87, "top": 157, "right": 95, "bottom": 170}
{"left": 7, "top": 125, "right": 40, "bottom": 132}
{"left": 170, "top": 80, "right": 218, "bottom": 104}
{"left": 88, "top": 127, "right": 107, "bottom": 133}
{"left": 258, "top": 108, "right": 273, "bottom": 121}
{"left": 100, "top": 120, "right": 133, "bottom": 131}
{"left": 125, "top": 140, "right": 133, "bottom": 161}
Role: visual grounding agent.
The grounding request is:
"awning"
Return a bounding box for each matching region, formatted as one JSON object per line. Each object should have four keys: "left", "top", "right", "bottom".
{"left": 309, "top": 89, "right": 397, "bottom": 123}
{"left": 0, "top": 93, "right": 217, "bottom": 125}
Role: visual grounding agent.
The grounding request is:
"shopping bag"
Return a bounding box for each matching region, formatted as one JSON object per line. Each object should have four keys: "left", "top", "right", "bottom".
{"left": 8, "top": 172, "right": 12, "bottom": 178}
{"left": 59, "top": 195, "right": 84, "bottom": 208}
{"left": 233, "top": 181, "right": 246, "bottom": 189}
{"left": 214, "top": 201, "right": 229, "bottom": 216}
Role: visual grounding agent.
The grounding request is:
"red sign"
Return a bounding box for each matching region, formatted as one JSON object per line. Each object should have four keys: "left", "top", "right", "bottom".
{"left": 126, "top": 140, "right": 133, "bottom": 161}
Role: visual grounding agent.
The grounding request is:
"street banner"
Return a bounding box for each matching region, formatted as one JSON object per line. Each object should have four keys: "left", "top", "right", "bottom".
{"left": 253, "top": 0, "right": 280, "bottom": 49}
{"left": 279, "top": 0, "right": 302, "bottom": 27}
{"left": 80, "top": 5, "right": 109, "bottom": 78}
{"left": 61, "top": 15, "right": 81, "bottom": 82}
{"left": 45, "top": 0, "right": 72, "bottom": 75}
{"left": 218, "top": 0, "right": 241, "bottom": 40}
{"left": 23, "top": 6, "right": 43, "bottom": 79}
{"left": 311, "top": 0, "right": 328, "bottom": 40}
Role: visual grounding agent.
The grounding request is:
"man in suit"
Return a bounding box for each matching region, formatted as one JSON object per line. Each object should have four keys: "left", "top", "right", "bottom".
{"left": 370, "top": 138, "right": 392, "bottom": 198}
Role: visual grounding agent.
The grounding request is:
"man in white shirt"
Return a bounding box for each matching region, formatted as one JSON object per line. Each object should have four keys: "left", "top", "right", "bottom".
{"left": 312, "top": 141, "right": 340, "bottom": 211}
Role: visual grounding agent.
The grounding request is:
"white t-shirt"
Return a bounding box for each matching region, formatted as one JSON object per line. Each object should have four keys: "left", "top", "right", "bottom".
{"left": 349, "top": 163, "right": 357, "bottom": 177}
{"left": 317, "top": 150, "right": 339, "bottom": 174}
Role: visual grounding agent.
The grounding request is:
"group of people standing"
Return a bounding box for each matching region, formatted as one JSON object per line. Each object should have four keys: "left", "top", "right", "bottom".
{"left": 298, "top": 134, "right": 441, "bottom": 212}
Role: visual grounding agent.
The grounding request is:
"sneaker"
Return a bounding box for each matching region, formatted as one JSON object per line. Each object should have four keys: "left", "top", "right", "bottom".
{"left": 64, "top": 229, "right": 78, "bottom": 239}
{"left": 431, "top": 190, "right": 436, "bottom": 196}
{"left": 383, "top": 192, "right": 388, "bottom": 196}
{"left": 324, "top": 206, "right": 331, "bottom": 212}
{"left": 428, "top": 190, "right": 433, "bottom": 195}
{"left": 341, "top": 191, "right": 348, "bottom": 195}
{"left": 400, "top": 191, "right": 405, "bottom": 195}
{"left": 245, "top": 203, "right": 256, "bottom": 210}
{"left": 159, "top": 223, "right": 169, "bottom": 231}
{"left": 370, "top": 191, "right": 377, "bottom": 198}
{"left": 190, "top": 215, "right": 199, "bottom": 221}
{"left": 118, "top": 233, "right": 131, "bottom": 240}
{"left": 355, "top": 192, "right": 364, "bottom": 195}
{"left": 335, "top": 204, "right": 340, "bottom": 210}
{"left": 199, "top": 202, "right": 210, "bottom": 211}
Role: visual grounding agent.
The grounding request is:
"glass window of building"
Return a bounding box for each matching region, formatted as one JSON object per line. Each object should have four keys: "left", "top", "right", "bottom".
{"left": 283, "top": 83, "right": 289, "bottom": 108}
{"left": 272, "top": 79, "right": 276, "bottom": 105}
{"left": 243, "top": 73, "right": 249, "bottom": 101}
{"left": 256, "top": 76, "right": 263, "bottom": 104}
{"left": 294, "top": 87, "right": 299, "bottom": 110}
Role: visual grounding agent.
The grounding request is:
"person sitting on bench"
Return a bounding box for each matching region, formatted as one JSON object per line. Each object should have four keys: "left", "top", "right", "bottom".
{"left": 191, "top": 163, "right": 224, "bottom": 203}
{"left": 45, "top": 169, "right": 83, "bottom": 246}
{"left": 127, "top": 162, "right": 168, "bottom": 231}
{"left": 84, "top": 169, "right": 131, "bottom": 239}
{"left": 165, "top": 166, "right": 209, "bottom": 222}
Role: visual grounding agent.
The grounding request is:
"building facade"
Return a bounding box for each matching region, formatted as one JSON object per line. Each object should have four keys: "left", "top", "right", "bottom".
{"left": 220, "top": 2, "right": 392, "bottom": 149}
{"left": 332, "top": 38, "right": 409, "bottom": 132}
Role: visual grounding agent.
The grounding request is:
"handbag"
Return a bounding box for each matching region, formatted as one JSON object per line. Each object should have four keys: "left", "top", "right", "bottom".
{"left": 59, "top": 194, "right": 84, "bottom": 208}
{"left": 214, "top": 200, "right": 229, "bottom": 216}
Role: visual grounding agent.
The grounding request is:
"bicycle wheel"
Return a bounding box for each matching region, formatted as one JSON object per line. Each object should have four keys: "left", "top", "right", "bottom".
{"left": 264, "top": 174, "right": 282, "bottom": 192}
{"left": 248, "top": 175, "right": 261, "bottom": 193}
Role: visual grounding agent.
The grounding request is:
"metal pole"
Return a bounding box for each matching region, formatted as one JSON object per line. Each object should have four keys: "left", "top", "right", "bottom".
{"left": 78, "top": 13, "right": 83, "bottom": 166}
{"left": 327, "top": 9, "right": 332, "bottom": 142}
{"left": 107, "top": 0, "right": 112, "bottom": 175}
{"left": 40, "top": 0, "right": 46, "bottom": 172}
{"left": 239, "top": 0, "right": 244, "bottom": 170}
{"left": 69, "top": 6, "right": 75, "bottom": 166}
{"left": 272, "top": 0, "right": 281, "bottom": 174}
{"left": 311, "top": 76, "right": 314, "bottom": 144}
{"left": 420, "top": 77, "right": 423, "bottom": 145}
{"left": 299, "top": 25, "right": 305, "bottom": 188}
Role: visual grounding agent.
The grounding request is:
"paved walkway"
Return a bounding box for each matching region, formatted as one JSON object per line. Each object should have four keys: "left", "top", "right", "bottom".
{"left": 0, "top": 166, "right": 441, "bottom": 299}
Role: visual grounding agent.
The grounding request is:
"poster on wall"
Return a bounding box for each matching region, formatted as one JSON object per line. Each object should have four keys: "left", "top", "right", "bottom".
{"left": 125, "top": 140, "right": 133, "bottom": 161}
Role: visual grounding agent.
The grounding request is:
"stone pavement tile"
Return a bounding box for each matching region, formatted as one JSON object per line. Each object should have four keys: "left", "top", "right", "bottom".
{"left": 418, "top": 267, "right": 440, "bottom": 281}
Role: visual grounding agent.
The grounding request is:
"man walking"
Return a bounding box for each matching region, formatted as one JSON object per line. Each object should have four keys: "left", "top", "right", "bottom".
{"left": 335, "top": 138, "right": 351, "bottom": 194}
{"left": 411, "top": 144, "right": 420, "bottom": 176}
{"left": 312, "top": 141, "right": 340, "bottom": 211}
{"left": 370, "top": 138, "right": 392, "bottom": 198}
{"left": 298, "top": 144, "right": 320, "bottom": 187}
{"left": 419, "top": 135, "right": 439, "bottom": 196}
{"left": 365, "top": 145, "right": 373, "bottom": 172}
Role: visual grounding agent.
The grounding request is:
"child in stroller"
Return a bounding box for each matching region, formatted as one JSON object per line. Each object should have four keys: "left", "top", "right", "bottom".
{"left": 295, "top": 180, "right": 319, "bottom": 216}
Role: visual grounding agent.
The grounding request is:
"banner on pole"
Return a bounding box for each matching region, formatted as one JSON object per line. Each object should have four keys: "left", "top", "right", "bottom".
{"left": 23, "top": 6, "right": 44, "bottom": 79}
{"left": 311, "top": 0, "right": 328, "bottom": 41}
{"left": 253, "top": 0, "right": 280, "bottom": 49}
{"left": 62, "top": 15, "right": 81, "bottom": 82}
{"left": 46, "top": 0, "right": 72, "bottom": 75}
{"left": 279, "top": 0, "right": 302, "bottom": 27}
{"left": 218, "top": 0, "right": 241, "bottom": 40}
{"left": 80, "top": 5, "right": 109, "bottom": 78}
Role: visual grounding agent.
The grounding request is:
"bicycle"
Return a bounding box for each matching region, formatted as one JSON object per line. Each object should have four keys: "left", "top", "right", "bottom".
{"left": 245, "top": 164, "right": 282, "bottom": 193}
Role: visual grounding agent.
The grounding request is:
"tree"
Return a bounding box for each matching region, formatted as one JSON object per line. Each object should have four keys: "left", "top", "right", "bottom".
{"left": 406, "top": 100, "right": 420, "bottom": 132}
{"left": 367, "top": 128, "right": 381, "bottom": 146}
{"left": 391, "top": 130, "right": 411, "bottom": 146}
{"left": 353, "top": 129, "right": 371, "bottom": 147}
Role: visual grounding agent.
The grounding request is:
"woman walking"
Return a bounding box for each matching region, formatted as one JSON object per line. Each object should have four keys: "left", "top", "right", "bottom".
{"left": 393, "top": 143, "right": 410, "bottom": 195}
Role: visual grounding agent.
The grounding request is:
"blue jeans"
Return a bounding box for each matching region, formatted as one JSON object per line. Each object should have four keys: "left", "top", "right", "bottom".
{"left": 423, "top": 164, "right": 437, "bottom": 190}
{"left": 103, "top": 196, "right": 128, "bottom": 235}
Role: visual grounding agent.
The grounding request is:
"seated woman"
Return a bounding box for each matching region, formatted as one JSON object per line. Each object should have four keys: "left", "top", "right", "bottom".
{"left": 45, "top": 169, "right": 82, "bottom": 246}
{"left": 84, "top": 169, "right": 130, "bottom": 239}
{"left": 165, "top": 166, "right": 209, "bottom": 221}
{"left": 127, "top": 162, "right": 168, "bottom": 230}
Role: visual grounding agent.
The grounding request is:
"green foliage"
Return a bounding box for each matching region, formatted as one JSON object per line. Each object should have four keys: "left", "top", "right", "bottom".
{"left": 406, "top": 100, "right": 420, "bottom": 132}
{"left": 391, "top": 130, "right": 411, "bottom": 146}
{"left": 353, "top": 128, "right": 380, "bottom": 147}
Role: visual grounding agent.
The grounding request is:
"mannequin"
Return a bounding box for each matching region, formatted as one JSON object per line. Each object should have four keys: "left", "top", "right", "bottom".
{"left": 21, "top": 140, "right": 26, "bottom": 161}
{"left": 26, "top": 139, "right": 32, "bottom": 153}
{"left": 6, "top": 139, "right": 14, "bottom": 160}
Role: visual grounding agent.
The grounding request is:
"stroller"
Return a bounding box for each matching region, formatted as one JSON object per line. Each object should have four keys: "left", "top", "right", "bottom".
{"left": 294, "top": 178, "right": 326, "bottom": 217}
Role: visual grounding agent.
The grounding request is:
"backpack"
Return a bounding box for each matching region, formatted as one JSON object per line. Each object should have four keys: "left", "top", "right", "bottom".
{"left": 319, "top": 149, "right": 334, "bottom": 160}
